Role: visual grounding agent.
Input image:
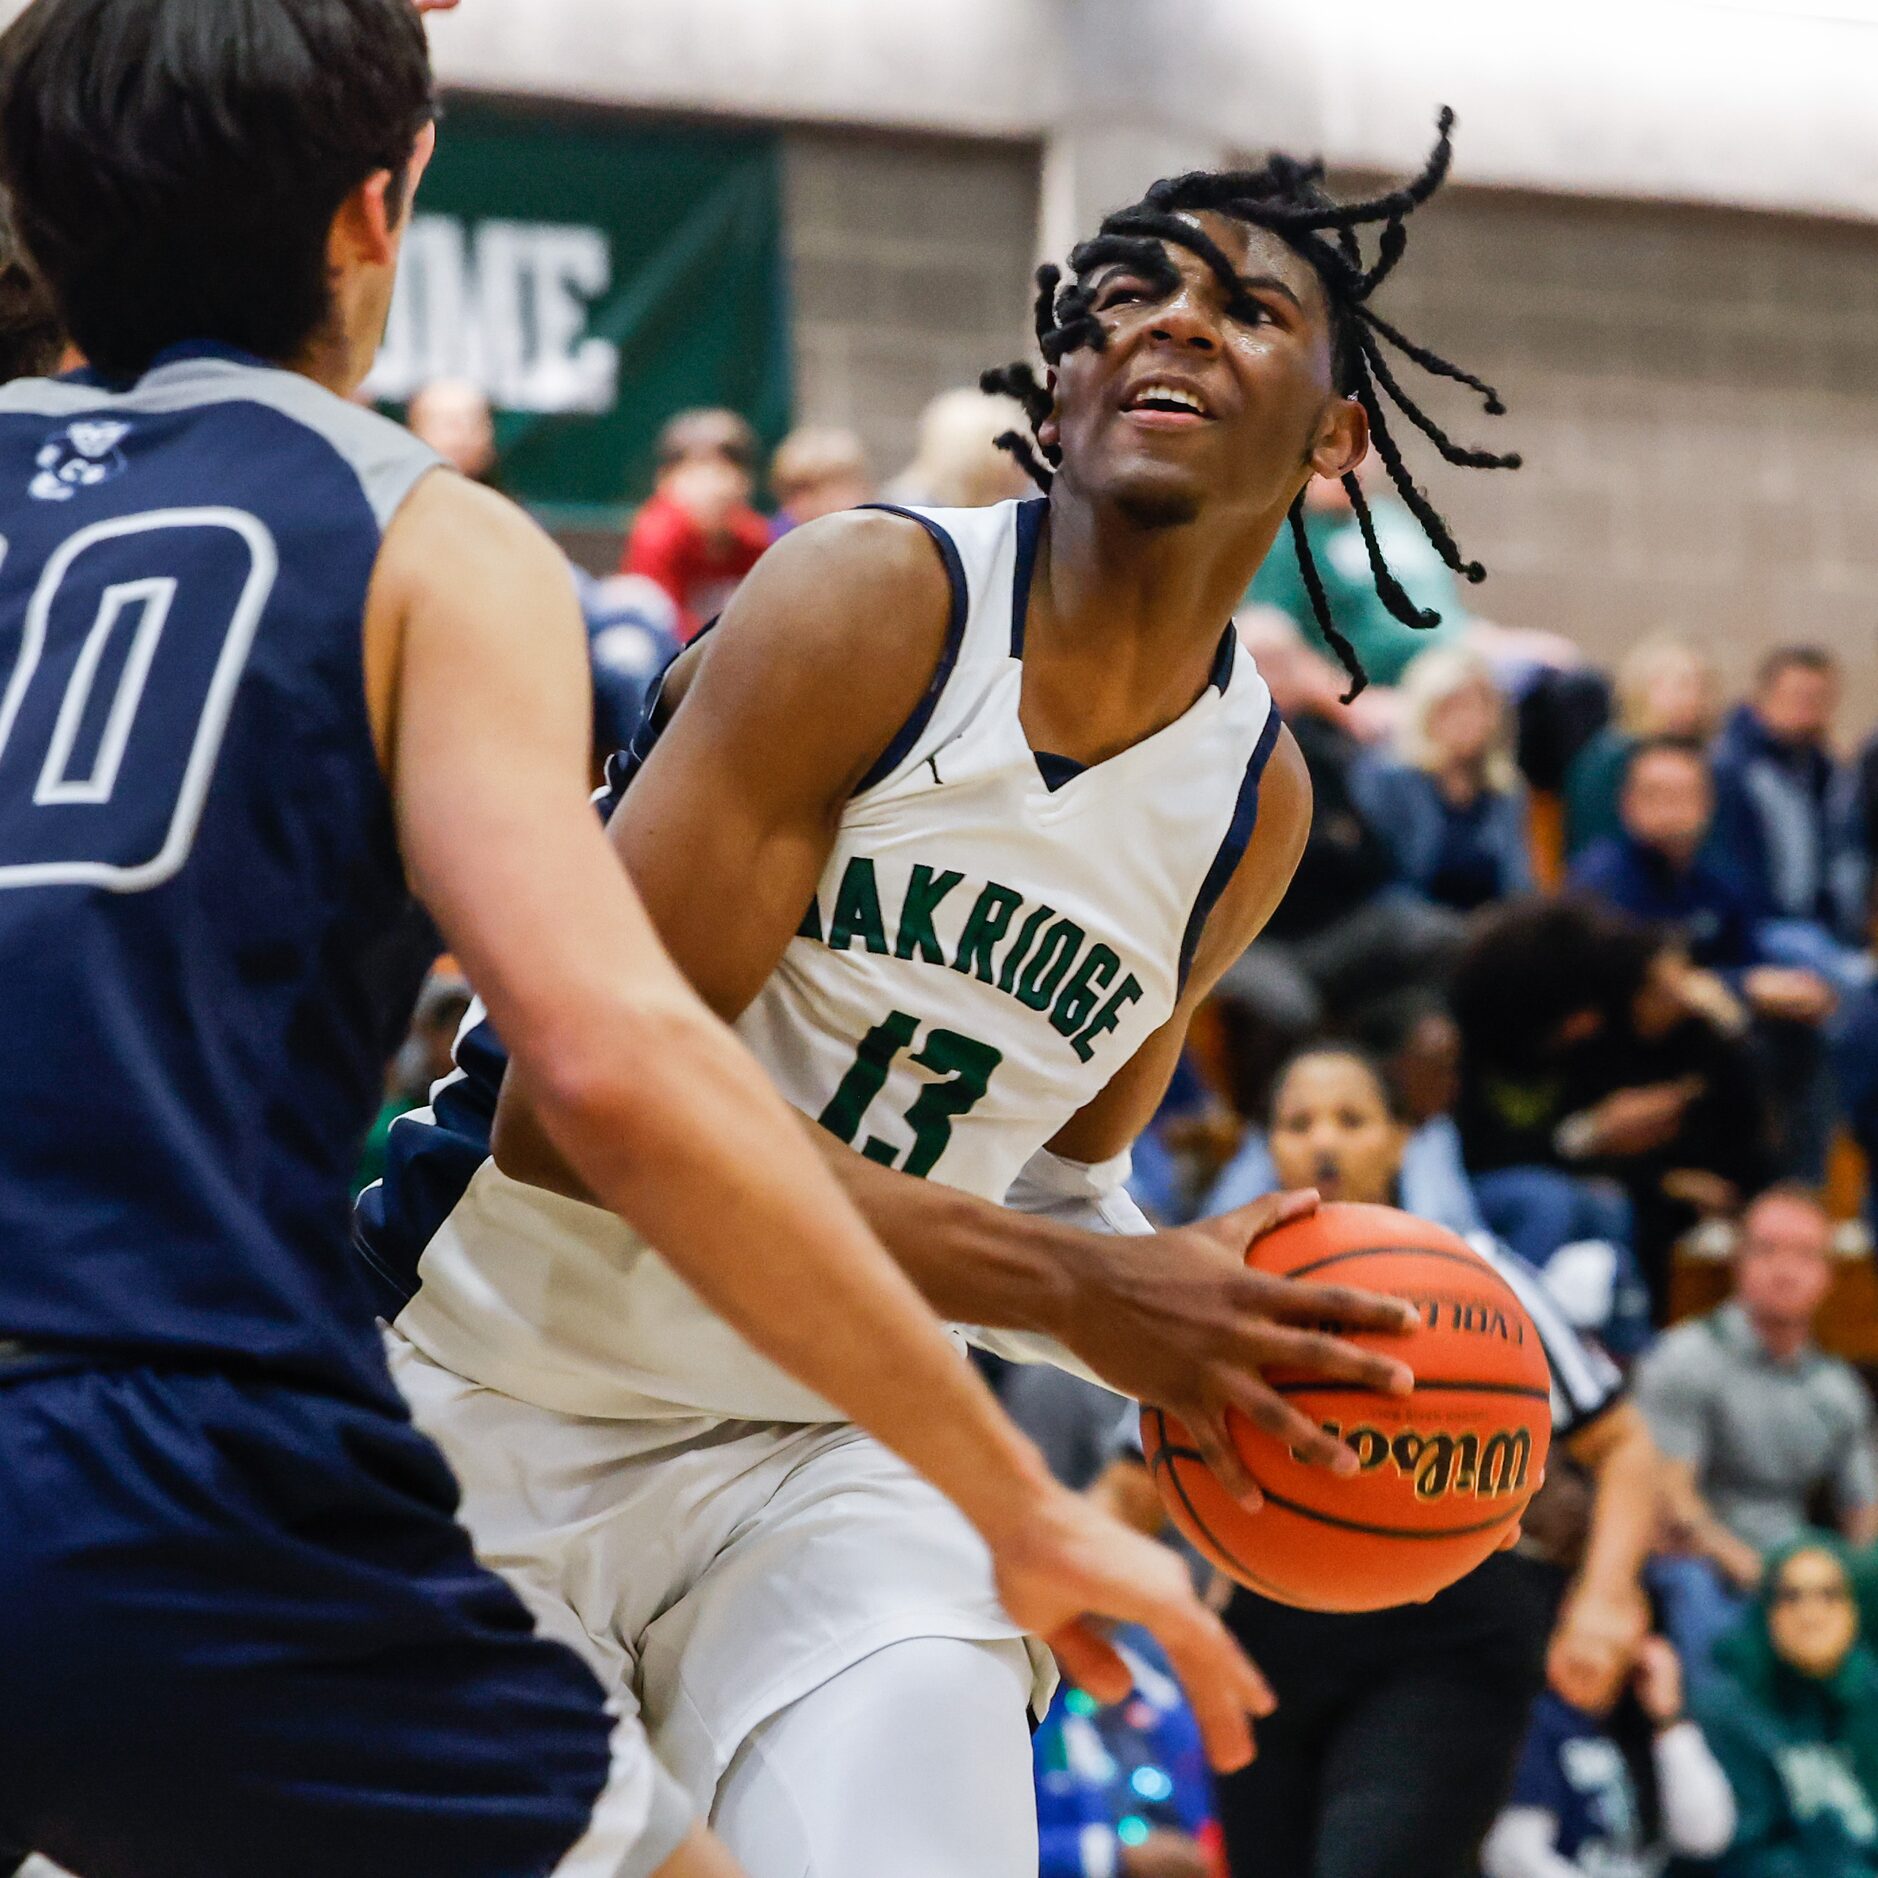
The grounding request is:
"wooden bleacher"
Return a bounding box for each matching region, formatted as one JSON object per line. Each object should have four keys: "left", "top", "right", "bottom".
{"left": 1669, "top": 1133, "right": 1878, "bottom": 1365}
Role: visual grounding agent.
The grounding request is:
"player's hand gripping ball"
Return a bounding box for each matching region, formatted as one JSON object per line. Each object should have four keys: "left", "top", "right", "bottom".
{"left": 1142, "top": 1203, "right": 1551, "bottom": 1611}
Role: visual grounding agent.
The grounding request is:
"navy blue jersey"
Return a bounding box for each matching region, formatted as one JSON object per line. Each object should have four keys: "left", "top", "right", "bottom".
{"left": 0, "top": 345, "right": 442, "bottom": 1405}
{"left": 1508, "top": 1691, "right": 1651, "bottom": 1871}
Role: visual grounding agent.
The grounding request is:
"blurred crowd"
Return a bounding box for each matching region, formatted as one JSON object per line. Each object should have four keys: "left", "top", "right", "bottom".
{"left": 382, "top": 375, "right": 1878, "bottom": 1878}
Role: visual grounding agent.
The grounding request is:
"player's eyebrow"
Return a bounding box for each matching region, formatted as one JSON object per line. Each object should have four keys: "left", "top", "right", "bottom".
{"left": 1090, "top": 261, "right": 1159, "bottom": 292}
{"left": 1235, "top": 273, "right": 1306, "bottom": 314}
{"left": 1091, "top": 259, "right": 1304, "bottom": 318}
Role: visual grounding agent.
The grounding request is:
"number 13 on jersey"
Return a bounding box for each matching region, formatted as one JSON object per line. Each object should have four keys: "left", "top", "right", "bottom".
{"left": 817, "top": 1009, "right": 1002, "bottom": 1178}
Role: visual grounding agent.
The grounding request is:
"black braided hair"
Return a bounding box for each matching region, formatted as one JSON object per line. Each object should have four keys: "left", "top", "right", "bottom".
{"left": 981, "top": 108, "right": 1519, "bottom": 701}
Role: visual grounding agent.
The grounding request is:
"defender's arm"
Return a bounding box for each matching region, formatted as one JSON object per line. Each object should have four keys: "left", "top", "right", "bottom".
{"left": 488, "top": 505, "right": 955, "bottom": 1168}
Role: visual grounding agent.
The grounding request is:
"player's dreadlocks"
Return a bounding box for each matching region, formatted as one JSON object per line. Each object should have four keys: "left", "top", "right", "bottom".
{"left": 981, "top": 109, "right": 1519, "bottom": 700}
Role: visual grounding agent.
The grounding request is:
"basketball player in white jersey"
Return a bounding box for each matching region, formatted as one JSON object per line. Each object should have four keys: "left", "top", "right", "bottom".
{"left": 359, "top": 120, "right": 1524, "bottom": 1871}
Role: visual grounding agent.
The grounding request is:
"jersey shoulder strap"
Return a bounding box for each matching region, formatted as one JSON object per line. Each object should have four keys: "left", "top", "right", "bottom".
{"left": 1175, "top": 641, "right": 1282, "bottom": 992}
{"left": 850, "top": 497, "right": 1039, "bottom": 797}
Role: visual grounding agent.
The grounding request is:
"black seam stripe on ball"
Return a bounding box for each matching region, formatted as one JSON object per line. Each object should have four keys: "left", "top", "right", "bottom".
{"left": 1154, "top": 1450, "right": 1295, "bottom": 1601}
{"left": 1143, "top": 1407, "right": 1276, "bottom": 1588}
{"left": 1281, "top": 1242, "right": 1525, "bottom": 1302}
{"left": 1267, "top": 1379, "right": 1552, "bottom": 1402}
{"left": 1241, "top": 1481, "right": 1521, "bottom": 1541}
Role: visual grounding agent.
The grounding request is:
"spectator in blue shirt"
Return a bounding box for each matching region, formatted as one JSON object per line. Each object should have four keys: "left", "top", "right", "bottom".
{"left": 1710, "top": 647, "right": 1866, "bottom": 969}
{"left": 1563, "top": 635, "right": 1720, "bottom": 858}
{"left": 1482, "top": 1634, "right": 1735, "bottom": 1878}
{"left": 1573, "top": 738, "right": 1836, "bottom": 1179}
{"left": 1572, "top": 739, "right": 1763, "bottom": 977}
{"left": 1355, "top": 644, "right": 1534, "bottom": 913}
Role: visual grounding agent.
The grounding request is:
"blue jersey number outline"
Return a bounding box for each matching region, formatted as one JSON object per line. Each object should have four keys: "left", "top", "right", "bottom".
{"left": 0, "top": 507, "right": 278, "bottom": 893}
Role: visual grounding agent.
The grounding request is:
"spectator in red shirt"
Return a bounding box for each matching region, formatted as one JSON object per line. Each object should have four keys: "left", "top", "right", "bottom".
{"left": 622, "top": 407, "right": 771, "bottom": 642}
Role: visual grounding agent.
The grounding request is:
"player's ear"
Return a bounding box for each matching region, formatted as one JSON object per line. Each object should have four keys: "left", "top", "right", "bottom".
{"left": 329, "top": 118, "right": 434, "bottom": 276}
{"left": 1307, "top": 394, "right": 1368, "bottom": 485}
{"left": 329, "top": 171, "right": 400, "bottom": 273}
{"left": 1037, "top": 368, "right": 1062, "bottom": 454}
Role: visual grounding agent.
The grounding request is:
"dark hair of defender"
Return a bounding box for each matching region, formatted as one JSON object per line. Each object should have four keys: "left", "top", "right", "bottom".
{"left": 0, "top": 0, "right": 435, "bottom": 381}
{"left": 0, "top": 203, "right": 63, "bottom": 384}
{"left": 982, "top": 109, "right": 1520, "bottom": 701}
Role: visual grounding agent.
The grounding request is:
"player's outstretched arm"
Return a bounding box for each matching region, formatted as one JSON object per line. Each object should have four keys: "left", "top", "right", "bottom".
{"left": 818, "top": 730, "right": 1417, "bottom": 1504}
{"left": 486, "top": 533, "right": 1416, "bottom": 1504}
{"left": 369, "top": 476, "right": 1270, "bottom": 1766}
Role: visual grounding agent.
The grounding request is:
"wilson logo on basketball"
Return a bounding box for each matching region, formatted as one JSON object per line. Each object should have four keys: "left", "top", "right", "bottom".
{"left": 1319, "top": 1423, "right": 1535, "bottom": 1502}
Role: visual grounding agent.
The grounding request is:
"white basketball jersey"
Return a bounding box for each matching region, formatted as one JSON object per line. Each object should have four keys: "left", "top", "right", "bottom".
{"left": 387, "top": 499, "right": 1280, "bottom": 1422}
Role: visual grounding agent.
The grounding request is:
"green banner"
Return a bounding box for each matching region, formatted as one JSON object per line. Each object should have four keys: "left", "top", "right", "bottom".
{"left": 367, "top": 98, "right": 791, "bottom": 527}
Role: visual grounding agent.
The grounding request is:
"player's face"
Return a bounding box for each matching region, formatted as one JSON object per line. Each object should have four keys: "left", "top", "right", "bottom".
{"left": 1267, "top": 1055, "right": 1406, "bottom": 1208}
{"left": 1043, "top": 214, "right": 1366, "bottom": 531}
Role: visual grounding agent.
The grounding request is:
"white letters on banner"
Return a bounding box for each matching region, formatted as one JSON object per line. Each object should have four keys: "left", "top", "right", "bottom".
{"left": 366, "top": 216, "right": 621, "bottom": 416}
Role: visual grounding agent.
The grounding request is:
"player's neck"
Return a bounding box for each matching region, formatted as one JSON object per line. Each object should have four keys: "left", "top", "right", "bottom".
{"left": 1017, "top": 492, "right": 1280, "bottom": 765}
{"left": 285, "top": 324, "right": 373, "bottom": 400}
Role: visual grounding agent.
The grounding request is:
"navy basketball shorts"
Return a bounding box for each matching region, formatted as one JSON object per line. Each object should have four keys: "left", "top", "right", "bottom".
{"left": 0, "top": 1364, "right": 690, "bottom": 1878}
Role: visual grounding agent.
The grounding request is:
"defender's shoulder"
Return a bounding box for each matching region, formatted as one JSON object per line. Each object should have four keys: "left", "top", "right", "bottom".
{"left": 209, "top": 367, "right": 441, "bottom": 532}
{"left": 1, "top": 357, "right": 442, "bottom": 533}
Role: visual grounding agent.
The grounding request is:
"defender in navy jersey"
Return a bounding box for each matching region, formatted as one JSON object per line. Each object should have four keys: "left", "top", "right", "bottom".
{"left": 0, "top": 4, "right": 1265, "bottom": 1875}
{"left": 363, "top": 122, "right": 1539, "bottom": 1876}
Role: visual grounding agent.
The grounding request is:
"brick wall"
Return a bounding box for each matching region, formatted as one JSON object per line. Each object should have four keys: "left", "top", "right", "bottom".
{"left": 782, "top": 130, "right": 1042, "bottom": 490}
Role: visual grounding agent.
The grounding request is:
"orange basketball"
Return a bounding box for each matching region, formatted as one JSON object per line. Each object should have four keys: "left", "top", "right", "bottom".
{"left": 1141, "top": 1202, "right": 1551, "bottom": 1612}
